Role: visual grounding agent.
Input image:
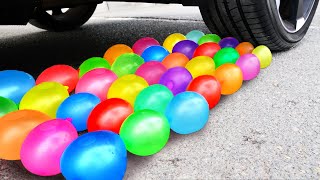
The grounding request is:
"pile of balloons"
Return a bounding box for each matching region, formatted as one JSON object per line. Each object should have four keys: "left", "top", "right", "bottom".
{"left": 0, "top": 30, "right": 273, "bottom": 180}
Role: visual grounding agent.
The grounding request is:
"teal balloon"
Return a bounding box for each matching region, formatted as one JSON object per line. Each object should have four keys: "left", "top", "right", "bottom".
{"left": 213, "top": 47, "right": 240, "bottom": 68}
{"left": 134, "top": 84, "right": 173, "bottom": 114}
{"left": 111, "top": 53, "right": 144, "bottom": 77}
{"left": 0, "top": 96, "right": 18, "bottom": 117}
{"left": 79, "top": 57, "right": 111, "bottom": 77}
{"left": 186, "top": 30, "right": 205, "bottom": 43}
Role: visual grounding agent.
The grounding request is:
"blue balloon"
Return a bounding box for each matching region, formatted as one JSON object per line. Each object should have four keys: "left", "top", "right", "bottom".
{"left": 186, "top": 30, "right": 205, "bottom": 43}
{"left": 0, "top": 70, "right": 35, "bottom": 104}
{"left": 165, "top": 91, "right": 209, "bottom": 134}
{"left": 141, "top": 45, "right": 169, "bottom": 62}
{"left": 56, "top": 93, "right": 100, "bottom": 131}
{"left": 60, "top": 131, "right": 127, "bottom": 180}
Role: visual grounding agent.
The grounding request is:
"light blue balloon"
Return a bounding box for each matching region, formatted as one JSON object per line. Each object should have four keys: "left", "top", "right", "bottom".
{"left": 0, "top": 70, "right": 35, "bottom": 104}
{"left": 186, "top": 30, "right": 205, "bottom": 44}
{"left": 56, "top": 93, "right": 100, "bottom": 131}
{"left": 165, "top": 91, "right": 209, "bottom": 134}
{"left": 141, "top": 45, "right": 169, "bottom": 62}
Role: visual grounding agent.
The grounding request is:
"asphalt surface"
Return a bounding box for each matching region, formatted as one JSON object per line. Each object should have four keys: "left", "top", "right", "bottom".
{"left": 1, "top": 3, "right": 320, "bottom": 180}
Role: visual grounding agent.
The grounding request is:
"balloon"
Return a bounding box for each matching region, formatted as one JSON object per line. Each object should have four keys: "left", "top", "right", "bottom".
{"left": 235, "top": 42, "right": 254, "bottom": 55}
{"left": 0, "top": 70, "right": 35, "bottom": 104}
{"left": 120, "top": 109, "right": 170, "bottom": 156}
{"left": 107, "top": 74, "right": 149, "bottom": 106}
{"left": 215, "top": 64, "right": 243, "bottom": 95}
{"left": 213, "top": 47, "right": 240, "bottom": 68}
{"left": 56, "top": 93, "right": 100, "bottom": 131}
{"left": 252, "top": 45, "right": 273, "bottom": 68}
{"left": 218, "top": 37, "right": 240, "bottom": 48}
{"left": 198, "top": 34, "right": 221, "bottom": 45}
{"left": 20, "top": 119, "right": 78, "bottom": 176}
{"left": 135, "top": 61, "right": 167, "bottom": 85}
{"left": 60, "top": 131, "right": 127, "bottom": 180}
{"left": 165, "top": 91, "right": 209, "bottom": 134}
{"left": 132, "top": 37, "right": 160, "bottom": 56}
{"left": 0, "top": 96, "right": 17, "bottom": 117}
{"left": 103, "top": 44, "right": 133, "bottom": 65}
{"left": 134, "top": 84, "right": 174, "bottom": 114}
{"left": 187, "top": 75, "right": 221, "bottom": 109}
{"left": 75, "top": 68, "right": 117, "bottom": 101}
{"left": 141, "top": 45, "right": 169, "bottom": 62}
{"left": 78, "top": 57, "right": 111, "bottom": 78}
{"left": 235, "top": 54, "right": 260, "bottom": 80}
{"left": 193, "top": 42, "right": 221, "bottom": 58}
{"left": 163, "top": 33, "right": 187, "bottom": 53}
{"left": 36, "top": 64, "right": 79, "bottom": 93}
{"left": 87, "top": 98, "right": 133, "bottom": 134}
{"left": 111, "top": 53, "right": 144, "bottom": 77}
{"left": 0, "top": 110, "right": 51, "bottom": 160}
{"left": 185, "top": 56, "right": 215, "bottom": 78}
{"left": 172, "top": 40, "right": 198, "bottom": 59}
{"left": 159, "top": 67, "right": 193, "bottom": 95}
{"left": 185, "top": 30, "right": 205, "bottom": 43}
{"left": 19, "top": 82, "right": 69, "bottom": 118}
{"left": 161, "top": 52, "right": 189, "bottom": 69}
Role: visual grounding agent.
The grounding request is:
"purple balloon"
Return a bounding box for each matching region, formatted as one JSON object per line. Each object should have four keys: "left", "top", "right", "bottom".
{"left": 235, "top": 54, "right": 260, "bottom": 80}
{"left": 219, "top": 37, "right": 239, "bottom": 48}
{"left": 172, "top": 40, "right": 198, "bottom": 59}
{"left": 159, "top": 67, "right": 193, "bottom": 95}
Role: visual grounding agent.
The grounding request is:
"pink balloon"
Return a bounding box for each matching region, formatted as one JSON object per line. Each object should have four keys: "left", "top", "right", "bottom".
{"left": 132, "top": 37, "right": 160, "bottom": 56}
{"left": 20, "top": 119, "right": 78, "bottom": 176}
{"left": 75, "top": 68, "right": 118, "bottom": 101}
{"left": 135, "top": 61, "right": 167, "bottom": 85}
{"left": 235, "top": 54, "right": 260, "bottom": 80}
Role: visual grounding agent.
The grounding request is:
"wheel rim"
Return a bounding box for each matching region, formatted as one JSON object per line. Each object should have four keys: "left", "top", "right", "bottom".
{"left": 276, "top": 0, "right": 316, "bottom": 33}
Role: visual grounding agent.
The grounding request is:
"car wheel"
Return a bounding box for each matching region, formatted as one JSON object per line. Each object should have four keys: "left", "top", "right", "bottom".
{"left": 29, "top": 4, "right": 97, "bottom": 32}
{"left": 199, "top": 0, "right": 319, "bottom": 51}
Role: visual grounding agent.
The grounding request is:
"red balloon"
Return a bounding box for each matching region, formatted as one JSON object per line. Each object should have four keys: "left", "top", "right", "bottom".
{"left": 187, "top": 75, "right": 221, "bottom": 109}
{"left": 36, "top": 64, "right": 79, "bottom": 93}
{"left": 193, "top": 42, "right": 221, "bottom": 58}
{"left": 87, "top": 98, "right": 133, "bottom": 134}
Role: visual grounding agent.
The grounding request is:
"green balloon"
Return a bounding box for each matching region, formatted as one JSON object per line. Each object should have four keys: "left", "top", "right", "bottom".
{"left": 134, "top": 84, "right": 173, "bottom": 114}
{"left": 213, "top": 47, "right": 240, "bottom": 68}
{"left": 120, "top": 109, "right": 170, "bottom": 156}
{"left": 0, "top": 96, "right": 18, "bottom": 117}
{"left": 111, "top": 53, "right": 144, "bottom": 77}
{"left": 79, "top": 57, "right": 111, "bottom": 77}
{"left": 198, "top": 34, "right": 221, "bottom": 45}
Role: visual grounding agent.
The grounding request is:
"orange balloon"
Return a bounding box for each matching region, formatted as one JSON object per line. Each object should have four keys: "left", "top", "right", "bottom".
{"left": 103, "top": 44, "right": 133, "bottom": 65}
{"left": 235, "top": 42, "right": 254, "bottom": 56}
{"left": 162, "top": 52, "right": 189, "bottom": 69}
{"left": 0, "top": 110, "right": 51, "bottom": 160}
{"left": 215, "top": 64, "right": 243, "bottom": 95}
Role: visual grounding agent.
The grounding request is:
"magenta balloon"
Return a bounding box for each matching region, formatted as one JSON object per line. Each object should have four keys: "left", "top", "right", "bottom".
{"left": 20, "top": 119, "right": 78, "bottom": 176}
{"left": 172, "top": 40, "right": 198, "bottom": 59}
{"left": 135, "top": 61, "right": 167, "bottom": 85}
{"left": 235, "top": 54, "right": 260, "bottom": 80}
{"left": 132, "top": 37, "right": 160, "bottom": 56}
{"left": 159, "top": 67, "right": 193, "bottom": 95}
{"left": 75, "top": 68, "right": 118, "bottom": 101}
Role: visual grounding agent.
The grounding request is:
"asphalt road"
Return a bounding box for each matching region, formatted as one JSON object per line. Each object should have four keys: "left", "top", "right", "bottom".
{"left": 1, "top": 3, "right": 320, "bottom": 180}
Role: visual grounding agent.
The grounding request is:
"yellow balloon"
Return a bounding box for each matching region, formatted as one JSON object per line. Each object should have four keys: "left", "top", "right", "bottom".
{"left": 163, "top": 33, "right": 187, "bottom": 53}
{"left": 185, "top": 56, "right": 215, "bottom": 78}
{"left": 252, "top": 45, "right": 272, "bottom": 69}
{"left": 19, "top": 82, "right": 69, "bottom": 118}
{"left": 107, "top": 74, "right": 149, "bottom": 106}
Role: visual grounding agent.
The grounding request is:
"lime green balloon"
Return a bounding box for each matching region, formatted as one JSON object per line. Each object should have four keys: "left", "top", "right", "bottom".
{"left": 134, "top": 84, "right": 173, "bottom": 114}
{"left": 198, "top": 34, "right": 221, "bottom": 45}
{"left": 0, "top": 96, "right": 18, "bottom": 117}
{"left": 120, "top": 109, "right": 170, "bottom": 156}
{"left": 252, "top": 45, "right": 273, "bottom": 69}
{"left": 213, "top": 47, "right": 240, "bottom": 68}
{"left": 79, "top": 57, "right": 111, "bottom": 77}
{"left": 111, "top": 53, "right": 144, "bottom": 77}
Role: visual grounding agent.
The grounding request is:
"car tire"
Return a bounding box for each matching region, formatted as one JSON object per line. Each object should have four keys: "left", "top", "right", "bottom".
{"left": 199, "top": 0, "right": 319, "bottom": 51}
{"left": 28, "top": 4, "right": 97, "bottom": 32}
